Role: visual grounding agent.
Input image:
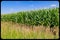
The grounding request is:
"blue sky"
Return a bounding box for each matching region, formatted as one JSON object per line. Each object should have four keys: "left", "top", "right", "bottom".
{"left": 1, "top": 1, "right": 59, "bottom": 14}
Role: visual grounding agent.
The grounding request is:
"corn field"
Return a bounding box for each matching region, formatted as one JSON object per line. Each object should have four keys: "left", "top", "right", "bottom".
{"left": 1, "top": 7, "right": 59, "bottom": 39}
{"left": 1, "top": 8, "right": 59, "bottom": 27}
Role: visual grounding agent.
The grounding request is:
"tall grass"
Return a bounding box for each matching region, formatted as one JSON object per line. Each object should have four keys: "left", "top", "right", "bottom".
{"left": 1, "top": 22, "right": 59, "bottom": 39}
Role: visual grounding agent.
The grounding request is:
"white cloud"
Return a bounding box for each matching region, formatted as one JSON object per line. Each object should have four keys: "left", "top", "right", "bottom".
{"left": 43, "top": 7, "right": 47, "bottom": 9}
{"left": 50, "top": 4, "right": 56, "bottom": 7}
{"left": 10, "top": 8, "right": 14, "bottom": 11}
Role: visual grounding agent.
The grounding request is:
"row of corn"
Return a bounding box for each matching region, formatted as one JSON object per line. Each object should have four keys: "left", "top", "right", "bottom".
{"left": 1, "top": 8, "right": 59, "bottom": 27}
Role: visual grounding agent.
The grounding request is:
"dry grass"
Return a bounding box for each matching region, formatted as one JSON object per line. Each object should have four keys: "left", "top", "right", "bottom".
{"left": 1, "top": 21, "right": 59, "bottom": 39}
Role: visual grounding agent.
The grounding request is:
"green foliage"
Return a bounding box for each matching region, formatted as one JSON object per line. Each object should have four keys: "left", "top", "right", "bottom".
{"left": 1, "top": 8, "right": 59, "bottom": 27}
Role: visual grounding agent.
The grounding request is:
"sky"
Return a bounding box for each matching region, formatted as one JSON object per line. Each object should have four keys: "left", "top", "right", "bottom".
{"left": 1, "top": 1, "right": 59, "bottom": 14}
